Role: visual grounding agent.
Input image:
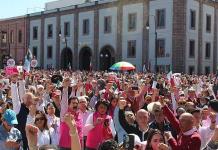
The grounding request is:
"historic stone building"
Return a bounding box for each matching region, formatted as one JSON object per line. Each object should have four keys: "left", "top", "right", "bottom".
{"left": 0, "top": 16, "right": 28, "bottom": 68}
{"left": 0, "top": 0, "right": 218, "bottom": 74}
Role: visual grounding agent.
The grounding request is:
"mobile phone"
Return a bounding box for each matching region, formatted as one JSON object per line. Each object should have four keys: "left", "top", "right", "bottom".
{"left": 104, "top": 118, "right": 110, "bottom": 127}
{"left": 132, "top": 86, "right": 139, "bottom": 91}
{"left": 123, "top": 134, "right": 135, "bottom": 150}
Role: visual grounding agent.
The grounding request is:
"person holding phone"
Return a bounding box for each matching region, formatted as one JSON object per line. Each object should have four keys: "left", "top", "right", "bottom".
{"left": 84, "top": 100, "right": 116, "bottom": 150}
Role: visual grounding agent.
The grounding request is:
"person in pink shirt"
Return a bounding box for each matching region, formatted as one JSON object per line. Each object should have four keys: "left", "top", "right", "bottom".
{"left": 59, "top": 96, "right": 83, "bottom": 150}
{"left": 84, "top": 100, "right": 116, "bottom": 150}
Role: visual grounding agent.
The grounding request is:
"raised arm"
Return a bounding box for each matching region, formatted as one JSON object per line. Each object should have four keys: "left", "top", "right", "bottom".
{"left": 11, "top": 82, "right": 21, "bottom": 114}
{"left": 18, "top": 80, "right": 26, "bottom": 103}
{"left": 162, "top": 104, "right": 180, "bottom": 133}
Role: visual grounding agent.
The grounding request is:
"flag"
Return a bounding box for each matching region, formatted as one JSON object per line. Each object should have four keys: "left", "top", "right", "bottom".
{"left": 167, "top": 66, "right": 175, "bottom": 87}
{"left": 143, "top": 63, "right": 147, "bottom": 73}
{"left": 23, "top": 48, "right": 33, "bottom": 72}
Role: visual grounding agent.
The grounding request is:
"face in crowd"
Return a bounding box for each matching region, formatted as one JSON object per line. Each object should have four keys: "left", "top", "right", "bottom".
{"left": 179, "top": 113, "right": 195, "bottom": 133}
{"left": 136, "top": 109, "right": 149, "bottom": 127}
{"left": 146, "top": 130, "right": 165, "bottom": 150}
{"left": 68, "top": 97, "right": 79, "bottom": 111}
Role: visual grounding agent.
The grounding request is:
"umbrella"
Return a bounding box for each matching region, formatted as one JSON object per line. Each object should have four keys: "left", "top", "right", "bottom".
{"left": 109, "top": 61, "right": 135, "bottom": 71}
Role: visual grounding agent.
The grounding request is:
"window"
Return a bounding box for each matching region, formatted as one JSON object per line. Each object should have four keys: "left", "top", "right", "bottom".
{"left": 33, "top": 26, "right": 38, "bottom": 40}
{"left": 47, "top": 24, "right": 53, "bottom": 38}
{"left": 1, "top": 31, "right": 7, "bottom": 43}
{"left": 190, "top": 10, "right": 196, "bottom": 29}
{"left": 156, "top": 39, "right": 165, "bottom": 57}
{"left": 127, "top": 40, "right": 136, "bottom": 58}
{"left": 18, "top": 30, "right": 22, "bottom": 43}
{"left": 10, "top": 31, "right": 14, "bottom": 43}
{"left": 47, "top": 46, "right": 53, "bottom": 59}
{"left": 83, "top": 19, "right": 89, "bottom": 35}
{"left": 32, "top": 47, "right": 37, "bottom": 59}
{"left": 156, "top": 9, "right": 166, "bottom": 28}
{"left": 189, "top": 40, "right": 195, "bottom": 58}
{"left": 128, "top": 13, "right": 137, "bottom": 31}
{"left": 189, "top": 66, "right": 195, "bottom": 75}
{"left": 206, "top": 15, "right": 211, "bottom": 32}
{"left": 205, "top": 42, "right": 211, "bottom": 59}
{"left": 64, "top": 22, "right": 70, "bottom": 37}
{"left": 104, "top": 16, "right": 112, "bottom": 33}
{"left": 205, "top": 66, "right": 210, "bottom": 75}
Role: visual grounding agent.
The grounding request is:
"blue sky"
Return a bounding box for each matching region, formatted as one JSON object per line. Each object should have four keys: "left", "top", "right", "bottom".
{"left": 0, "top": 0, "right": 55, "bottom": 19}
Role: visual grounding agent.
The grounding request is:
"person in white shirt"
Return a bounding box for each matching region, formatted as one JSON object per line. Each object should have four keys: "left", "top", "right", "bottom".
{"left": 46, "top": 103, "right": 60, "bottom": 133}
{"left": 78, "top": 96, "right": 92, "bottom": 149}
{"left": 199, "top": 112, "right": 216, "bottom": 149}
{"left": 34, "top": 110, "right": 58, "bottom": 146}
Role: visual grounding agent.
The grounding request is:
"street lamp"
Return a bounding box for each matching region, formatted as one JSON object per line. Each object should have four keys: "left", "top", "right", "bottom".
{"left": 146, "top": 15, "right": 158, "bottom": 73}
{"left": 59, "top": 30, "right": 70, "bottom": 69}
{"left": 59, "top": 30, "right": 67, "bottom": 48}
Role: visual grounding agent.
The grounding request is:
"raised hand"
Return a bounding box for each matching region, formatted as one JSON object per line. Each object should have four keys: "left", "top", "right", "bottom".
{"left": 158, "top": 143, "right": 169, "bottom": 150}
{"left": 25, "top": 124, "right": 38, "bottom": 147}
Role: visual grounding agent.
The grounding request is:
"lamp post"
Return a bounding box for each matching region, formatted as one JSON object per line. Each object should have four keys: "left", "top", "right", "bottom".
{"left": 59, "top": 30, "right": 70, "bottom": 69}
{"left": 146, "top": 15, "right": 158, "bottom": 73}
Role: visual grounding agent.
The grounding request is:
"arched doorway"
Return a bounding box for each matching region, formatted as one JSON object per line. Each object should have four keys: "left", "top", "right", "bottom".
{"left": 61, "top": 47, "right": 73, "bottom": 69}
{"left": 99, "top": 45, "right": 115, "bottom": 71}
{"left": 79, "top": 47, "right": 92, "bottom": 70}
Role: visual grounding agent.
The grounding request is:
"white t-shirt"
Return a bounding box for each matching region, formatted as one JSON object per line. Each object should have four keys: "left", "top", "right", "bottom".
{"left": 37, "top": 128, "right": 58, "bottom": 147}
{"left": 199, "top": 126, "right": 215, "bottom": 149}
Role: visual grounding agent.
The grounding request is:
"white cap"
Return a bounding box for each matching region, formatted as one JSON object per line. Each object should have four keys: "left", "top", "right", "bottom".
{"left": 147, "top": 102, "right": 162, "bottom": 114}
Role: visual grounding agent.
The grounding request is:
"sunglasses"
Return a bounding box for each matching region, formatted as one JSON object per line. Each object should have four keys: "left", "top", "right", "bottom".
{"left": 178, "top": 102, "right": 186, "bottom": 105}
{"left": 35, "top": 117, "right": 45, "bottom": 122}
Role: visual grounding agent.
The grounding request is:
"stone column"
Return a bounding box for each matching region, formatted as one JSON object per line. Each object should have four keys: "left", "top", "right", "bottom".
{"left": 172, "top": 0, "right": 187, "bottom": 73}
{"left": 213, "top": 8, "right": 218, "bottom": 73}
{"left": 40, "top": 15, "right": 45, "bottom": 68}
{"left": 116, "top": 1, "right": 123, "bottom": 62}
{"left": 56, "top": 10, "right": 61, "bottom": 69}
{"left": 94, "top": 5, "right": 99, "bottom": 70}
{"left": 74, "top": 10, "right": 79, "bottom": 70}
{"left": 198, "top": 0, "right": 203, "bottom": 74}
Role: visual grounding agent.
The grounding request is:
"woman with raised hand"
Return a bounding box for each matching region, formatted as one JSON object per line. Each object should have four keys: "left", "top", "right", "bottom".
{"left": 34, "top": 111, "right": 58, "bottom": 147}
{"left": 84, "top": 100, "right": 116, "bottom": 150}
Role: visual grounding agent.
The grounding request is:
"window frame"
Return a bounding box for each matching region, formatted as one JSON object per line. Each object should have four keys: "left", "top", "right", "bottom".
{"left": 32, "top": 46, "right": 38, "bottom": 59}
{"left": 206, "top": 14, "right": 211, "bottom": 33}
{"left": 127, "top": 40, "right": 136, "bottom": 58}
{"left": 128, "top": 13, "right": 137, "bottom": 32}
{"left": 47, "top": 46, "right": 53, "bottom": 59}
{"left": 156, "top": 38, "right": 165, "bottom": 58}
{"left": 189, "top": 40, "right": 195, "bottom": 58}
{"left": 64, "top": 22, "right": 70, "bottom": 37}
{"left": 83, "top": 19, "right": 90, "bottom": 35}
{"left": 47, "top": 24, "right": 53, "bottom": 38}
{"left": 33, "top": 26, "right": 38, "bottom": 40}
{"left": 190, "top": 9, "right": 196, "bottom": 30}
{"left": 205, "top": 42, "right": 211, "bottom": 59}
{"left": 104, "top": 16, "right": 112, "bottom": 34}
{"left": 156, "top": 9, "right": 166, "bottom": 29}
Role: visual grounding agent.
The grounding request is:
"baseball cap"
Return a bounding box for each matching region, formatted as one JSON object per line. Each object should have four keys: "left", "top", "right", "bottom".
{"left": 3, "top": 109, "right": 18, "bottom": 126}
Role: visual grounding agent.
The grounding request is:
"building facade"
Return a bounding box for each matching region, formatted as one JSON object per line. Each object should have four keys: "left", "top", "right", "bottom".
{"left": 0, "top": 0, "right": 218, "bottom": 74}
{"left": 0, "top": 16, "right": 28, "bottom": 68}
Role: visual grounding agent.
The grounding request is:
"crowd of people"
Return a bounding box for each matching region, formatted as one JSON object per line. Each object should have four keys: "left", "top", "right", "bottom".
{"left": 0, "top": 69, "right": 218, "bottom": 150}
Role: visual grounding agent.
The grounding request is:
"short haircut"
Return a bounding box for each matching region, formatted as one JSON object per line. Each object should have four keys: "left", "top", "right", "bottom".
{"left": 68, "top": 96, "right": 79, "bottom": 105}
{"left": 98, "top": 140, "right": 119, "bottom": 150}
